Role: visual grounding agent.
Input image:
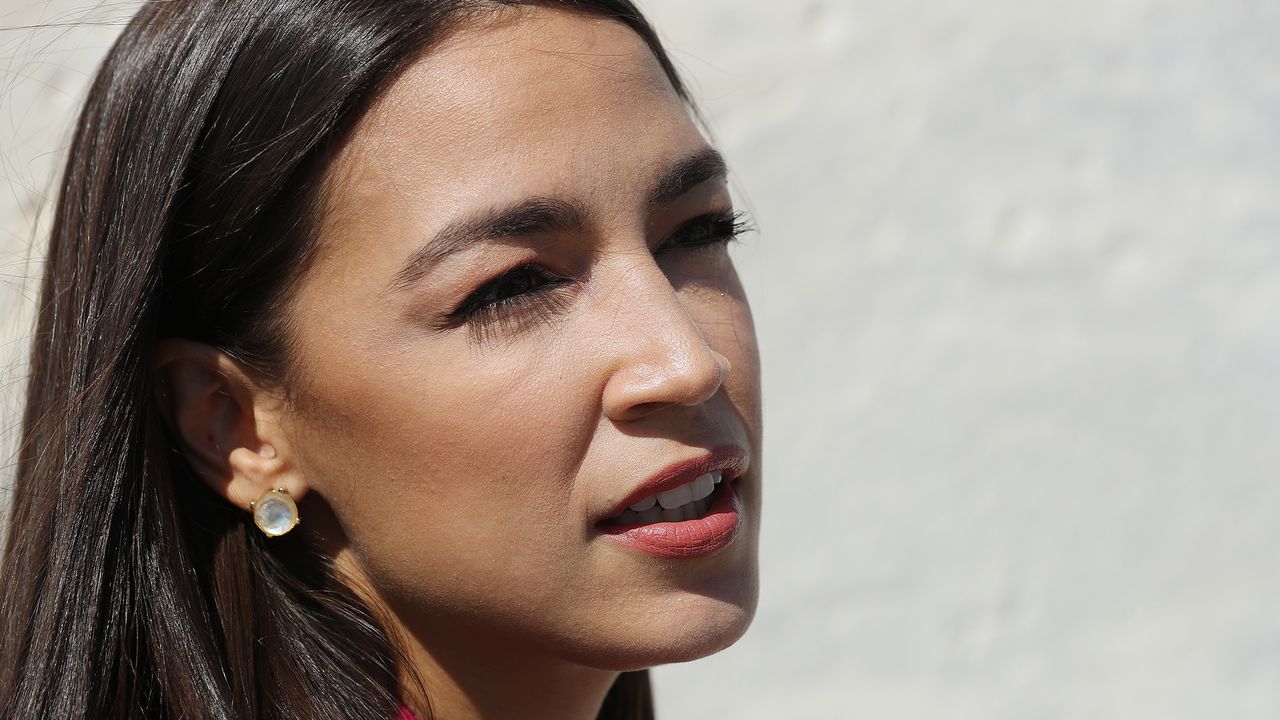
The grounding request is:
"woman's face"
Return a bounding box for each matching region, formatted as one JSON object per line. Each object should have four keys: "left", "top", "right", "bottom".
{"left": 281, "top": 7, "right": 762, "bottom": 670}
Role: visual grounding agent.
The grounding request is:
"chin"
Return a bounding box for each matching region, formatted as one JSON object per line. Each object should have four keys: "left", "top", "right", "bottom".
{"left": 569, "top": 578, "right": 760, "bottom": 672}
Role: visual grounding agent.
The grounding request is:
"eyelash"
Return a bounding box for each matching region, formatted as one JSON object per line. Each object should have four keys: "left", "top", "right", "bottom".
{"left": 438, "top": 209, "right": 754, "bottom": 342}
{"left": 658, "top": 210, "right": 755, "bottom": 258}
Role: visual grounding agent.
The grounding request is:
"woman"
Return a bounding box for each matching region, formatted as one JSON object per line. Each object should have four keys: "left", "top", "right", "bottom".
{"left": 0, "top": 0, "right": 762, "bottom": 718}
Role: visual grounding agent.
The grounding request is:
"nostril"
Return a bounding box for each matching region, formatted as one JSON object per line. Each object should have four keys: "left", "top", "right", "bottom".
{"left": 627, "top": 401, "right": 671, "bottom": 418}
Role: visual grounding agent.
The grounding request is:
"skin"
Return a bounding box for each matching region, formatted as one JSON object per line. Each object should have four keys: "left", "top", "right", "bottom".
{"left": 154, "top": 7, "right": 762, "bottom": 719}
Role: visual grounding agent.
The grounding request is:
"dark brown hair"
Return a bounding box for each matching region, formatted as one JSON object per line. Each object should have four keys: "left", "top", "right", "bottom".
{"left": 0, "top": 1, "right": 693, "bottom": 718}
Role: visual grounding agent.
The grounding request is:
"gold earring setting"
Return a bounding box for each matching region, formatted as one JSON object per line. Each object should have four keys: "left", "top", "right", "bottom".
{"left": 250, "top": 488, "right": 300, "bottom": 537}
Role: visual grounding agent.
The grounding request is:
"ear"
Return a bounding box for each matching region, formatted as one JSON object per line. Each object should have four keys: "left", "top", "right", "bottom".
{"left": 151, "top": 338, "right": 307, "bottom": 513}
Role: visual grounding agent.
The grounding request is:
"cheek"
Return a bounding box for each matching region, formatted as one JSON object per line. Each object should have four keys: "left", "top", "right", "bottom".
{"left": 287, "top": 332, "right": 598, "bottom": 596}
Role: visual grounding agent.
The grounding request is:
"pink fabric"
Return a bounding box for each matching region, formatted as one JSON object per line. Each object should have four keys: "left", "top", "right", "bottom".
{"left": 397, "top": 706, "right": 416, "bottom": 720}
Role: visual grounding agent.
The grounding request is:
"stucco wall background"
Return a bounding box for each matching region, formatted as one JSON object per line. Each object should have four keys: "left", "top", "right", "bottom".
{"left": 2, "top": 1, "right": 1278, "bottom": 718}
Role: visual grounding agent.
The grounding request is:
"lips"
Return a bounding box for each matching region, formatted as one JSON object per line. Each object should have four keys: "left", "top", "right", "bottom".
{"left": 597, "top": 444, "right": 750, "bottom": 523}
{"left": 595, "top": 444, "right": 750, "bottom": 559}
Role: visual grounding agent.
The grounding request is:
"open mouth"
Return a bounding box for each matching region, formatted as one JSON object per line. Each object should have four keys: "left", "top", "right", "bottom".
{"left": 599, "top": 471, "right": 729, "bottom": 527}
{"left": 595, "top": 473, "right": 743, "bottom": 559}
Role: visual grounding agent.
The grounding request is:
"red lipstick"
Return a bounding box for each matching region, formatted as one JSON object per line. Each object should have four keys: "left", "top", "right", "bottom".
{"left": 597, "top": 444, "right": 749, "bottom": 559}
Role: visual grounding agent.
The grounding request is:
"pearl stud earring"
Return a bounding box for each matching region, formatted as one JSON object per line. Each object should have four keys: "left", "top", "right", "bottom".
{"left": 250, "top": 487, "right": 299, "bottom": 537}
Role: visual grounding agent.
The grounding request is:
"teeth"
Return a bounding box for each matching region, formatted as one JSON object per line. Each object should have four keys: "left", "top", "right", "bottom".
{"left": 614, "top": 471, "right": 726, "bottom": 523}
{"left": 657, "top": 483, "right": 694, "bottom": 509}
{"left": 628, "top": 495, "right": 657, "bottom": 512}
{"left": 691, "top": 473, "right": 715, "bottom": 501}
{"left": 608, "top": 491, "right": 717, "bottom": 526}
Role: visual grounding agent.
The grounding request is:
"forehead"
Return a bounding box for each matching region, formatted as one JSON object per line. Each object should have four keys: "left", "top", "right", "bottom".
{"left": 320, "top": 6, "right": 698, "bottom": 231}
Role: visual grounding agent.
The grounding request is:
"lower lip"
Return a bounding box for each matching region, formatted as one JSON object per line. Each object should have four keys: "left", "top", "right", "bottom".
{"left": 597, "top": 481, "right": 743, "bottom": 559}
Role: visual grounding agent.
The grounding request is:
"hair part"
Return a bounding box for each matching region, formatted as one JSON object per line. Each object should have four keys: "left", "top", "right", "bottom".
{"left": 0, "top": 1, "right": 694, "bottom": 717}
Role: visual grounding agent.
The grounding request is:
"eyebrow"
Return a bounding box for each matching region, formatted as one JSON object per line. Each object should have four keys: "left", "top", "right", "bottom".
{"left": 387, "top": 146, "right": 728, "bottom": 293}
{"left": 388, "top": 197, "right": 583, "bottom": 293}
{"left": 647, "top": 146, "right": 727, "bottom": 207}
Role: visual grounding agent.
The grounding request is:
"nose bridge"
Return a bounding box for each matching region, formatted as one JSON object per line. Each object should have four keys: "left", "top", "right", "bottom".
{"left": 598, "top": 252, "right": 729, "bottom": 421}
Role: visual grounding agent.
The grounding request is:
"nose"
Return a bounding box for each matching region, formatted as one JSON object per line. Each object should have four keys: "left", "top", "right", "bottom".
{"left": 600, "top": 256, "right": 732, "bottom": 423}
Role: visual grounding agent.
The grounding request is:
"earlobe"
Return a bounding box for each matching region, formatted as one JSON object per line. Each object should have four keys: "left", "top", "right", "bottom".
{"left": 151, "top": 337, "right": 307, "bottom": 514}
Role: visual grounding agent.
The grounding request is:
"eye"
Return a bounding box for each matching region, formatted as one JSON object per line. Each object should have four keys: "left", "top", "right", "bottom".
{"left": 656, "top": 210, "right": 754, "bottom": 255}
{"left": 465, "top": 265, "right": 550, "bottom": 310}
{"left": 438, "top": 263, "right": 574, "bottom": 338}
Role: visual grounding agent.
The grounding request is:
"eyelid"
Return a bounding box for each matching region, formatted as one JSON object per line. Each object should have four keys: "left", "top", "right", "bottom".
{"left": 433, "top": 264, "right": 574, "bottom": 337}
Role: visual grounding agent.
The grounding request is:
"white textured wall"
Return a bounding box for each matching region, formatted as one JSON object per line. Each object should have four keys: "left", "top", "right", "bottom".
{"left": 3, "top": 1, "right": 1279, "bottom": 718}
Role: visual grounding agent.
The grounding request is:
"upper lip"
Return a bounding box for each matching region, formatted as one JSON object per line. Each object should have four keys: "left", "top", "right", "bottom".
{"left": 597, "top": 443, "right": 750, "bottom": 522}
